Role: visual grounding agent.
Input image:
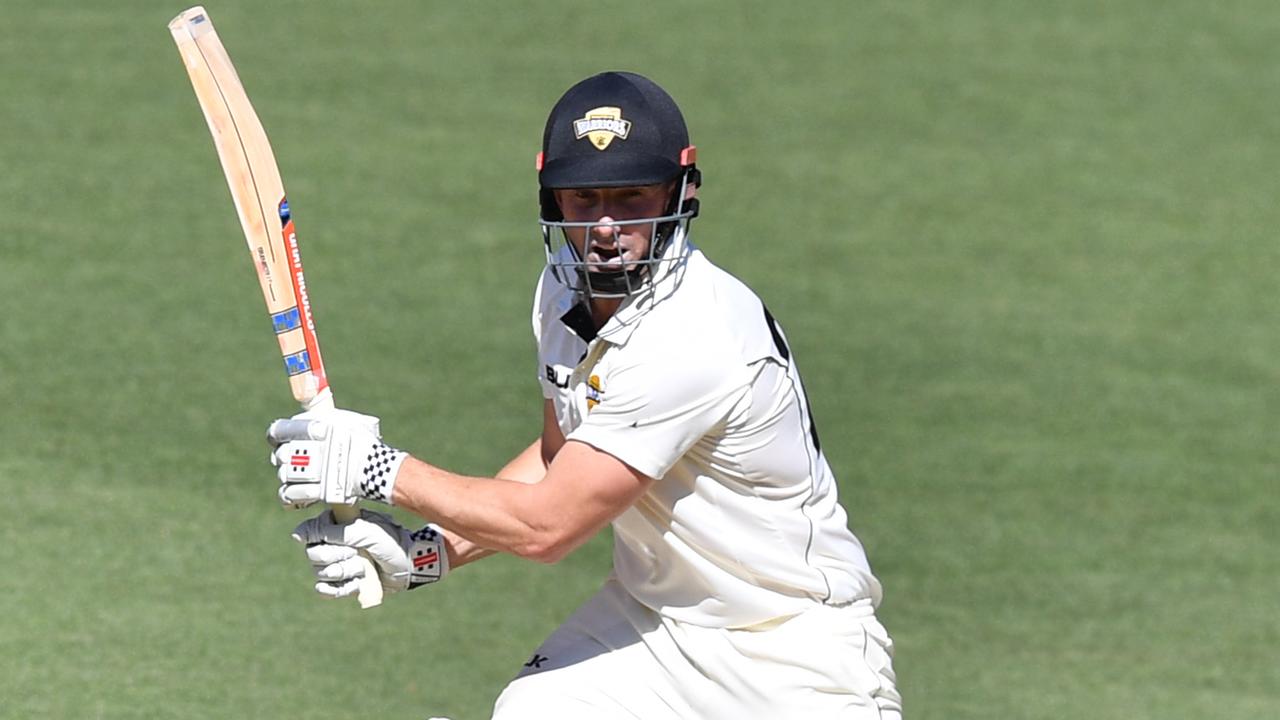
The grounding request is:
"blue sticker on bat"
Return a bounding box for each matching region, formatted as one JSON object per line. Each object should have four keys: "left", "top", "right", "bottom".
{"left": 271, "top": 307, "right": 302, "bottom": 334}
{"left": 278, "top": 198, "right": 291, "bottom": 224}
{"left": 284, "top": 350, "right": 312, "bottom": 376}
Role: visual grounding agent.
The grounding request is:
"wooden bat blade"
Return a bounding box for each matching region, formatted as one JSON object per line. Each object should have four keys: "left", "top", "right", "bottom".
{"left": 169, "top": 6, "right": 328, "bottom": 408}
{"left": 169, "top": 6, "right": 381, "bottom": 609}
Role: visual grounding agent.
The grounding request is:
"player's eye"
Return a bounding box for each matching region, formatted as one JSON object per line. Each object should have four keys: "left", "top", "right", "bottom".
{"left": 619, "top": 189, "right": 662, "bottom": 212}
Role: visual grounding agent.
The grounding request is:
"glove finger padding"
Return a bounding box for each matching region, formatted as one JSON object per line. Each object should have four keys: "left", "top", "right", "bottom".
{"left": 291, "top": 509, "right": 449, "bottom": 600}
{"left": 304, "top": 542, "right": 357, "bottom": 567}
{"left": 317, "top": 555, "right": 375, "bottom": 583}
{"left": 266, "top": 418, "right": 329, "bottom": 447}
{"left": 293, "top": 510, "right": 411, "bottom": 593}
{"left": 267, "top": 409, "right": 383, "bottom": 447}
{"left": 276, "top": 440, "right": 326, "bottom": 508}
{"left": 344, "top": 511, "right": 414, "bottom": 592}
{"left": 267, "top": 408, "right": 404, "bottom": 508}
{"left": 274, "top": 441, "right": 321, "bottom": 468}
{"left": 302, "top": 543, "right": 369, "bottom": 583}
{"left": 314, "top": 576, "right": 364, "bottom": 599}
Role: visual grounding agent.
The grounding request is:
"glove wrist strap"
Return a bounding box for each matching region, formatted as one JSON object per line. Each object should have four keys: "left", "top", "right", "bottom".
{"left": 407, "top": 524, "right": 449, "bottom": 587}
{"left": 358, "top": 442, "right": 408, "bottom": 504}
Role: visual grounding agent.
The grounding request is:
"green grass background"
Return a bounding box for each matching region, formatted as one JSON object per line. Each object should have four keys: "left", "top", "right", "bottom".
{"left": 2, "top": 1, "right": 1277, "bottom": 718}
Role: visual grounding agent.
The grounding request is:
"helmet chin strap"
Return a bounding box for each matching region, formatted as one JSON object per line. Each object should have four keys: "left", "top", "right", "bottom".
{"left": 584, "top": 267, "right": 644, "bottom": 295}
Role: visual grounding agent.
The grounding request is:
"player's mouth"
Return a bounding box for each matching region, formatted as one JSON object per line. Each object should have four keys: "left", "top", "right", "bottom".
{"left": 586, "top": 244, "right": 632, "bottom": 270}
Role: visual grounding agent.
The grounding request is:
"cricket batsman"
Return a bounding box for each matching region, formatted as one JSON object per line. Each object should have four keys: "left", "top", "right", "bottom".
{"left": 268, "top": 71, "right": 903, "bottom": 719}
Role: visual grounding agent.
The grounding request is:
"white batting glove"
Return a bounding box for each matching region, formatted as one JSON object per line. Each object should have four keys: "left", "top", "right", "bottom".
{"left": 292, "top": 509, "right": 450, "bottom": 598}
{"left": 267, "top": 408, "right": 408, "bottom": 508}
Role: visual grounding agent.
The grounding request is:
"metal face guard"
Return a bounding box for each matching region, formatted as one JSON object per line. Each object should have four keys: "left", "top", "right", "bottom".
{"left": 540, "top": 208, "right": 695, "bottom": 299}
{"left": 540, "top": 171, "right": 698, "bottom": 300}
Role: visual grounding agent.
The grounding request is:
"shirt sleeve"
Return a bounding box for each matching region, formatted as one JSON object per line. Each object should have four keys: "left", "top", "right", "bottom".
{"left": 568, "top": 345, "right": 751, "bottom": 480}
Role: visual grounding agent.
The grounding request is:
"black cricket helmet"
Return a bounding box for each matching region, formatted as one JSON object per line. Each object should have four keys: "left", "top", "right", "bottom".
{"left": 537, "top": 71, "right": 701, "bottom": 298}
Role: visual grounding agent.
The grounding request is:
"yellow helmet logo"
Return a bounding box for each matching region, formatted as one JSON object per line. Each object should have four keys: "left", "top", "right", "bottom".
{"left": 573, "top": 107, "right": 631, "bottom": 150}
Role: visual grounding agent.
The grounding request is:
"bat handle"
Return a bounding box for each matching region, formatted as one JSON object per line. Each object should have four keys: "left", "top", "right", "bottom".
{"left": 329, "top": 503, "right": 385, "bottom": 609}
{"left": 305, "top": 389, "right": 384, "bottom": 609}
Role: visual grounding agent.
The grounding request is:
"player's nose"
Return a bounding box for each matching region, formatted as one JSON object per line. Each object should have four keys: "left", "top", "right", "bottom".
{"left": 590, "top": 217, "right": 619, "bottom": 243}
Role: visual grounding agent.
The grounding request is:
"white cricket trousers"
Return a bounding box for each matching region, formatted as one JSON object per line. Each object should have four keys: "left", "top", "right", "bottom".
{"left": 491, "top": 578, "right": 901, "bottom": 719}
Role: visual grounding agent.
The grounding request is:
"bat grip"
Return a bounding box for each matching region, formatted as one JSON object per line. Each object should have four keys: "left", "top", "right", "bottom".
{"left": 307, "top": 390, "right": 384, "bottom": 609}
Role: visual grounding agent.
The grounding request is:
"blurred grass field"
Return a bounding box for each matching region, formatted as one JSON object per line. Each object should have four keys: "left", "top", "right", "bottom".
{"left": 2, "top": 1, "right": 1278, "bottom": 718}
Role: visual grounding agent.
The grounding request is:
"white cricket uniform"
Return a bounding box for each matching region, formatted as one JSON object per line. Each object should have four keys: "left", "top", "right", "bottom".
{"left": 492, "top": 242, "right": 901, "bottom": 719}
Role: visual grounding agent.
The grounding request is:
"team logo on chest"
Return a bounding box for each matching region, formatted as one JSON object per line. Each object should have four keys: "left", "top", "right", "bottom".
{"left": 586, "top": 374, "right": 604, "bottom": 410}
{"left": 573, "top": 106, "right": 631, "bottom": 150}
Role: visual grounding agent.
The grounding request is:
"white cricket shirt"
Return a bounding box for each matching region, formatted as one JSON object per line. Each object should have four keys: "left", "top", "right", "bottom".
{"left": 533, "top": 242, "right": 882, "bottom": 629}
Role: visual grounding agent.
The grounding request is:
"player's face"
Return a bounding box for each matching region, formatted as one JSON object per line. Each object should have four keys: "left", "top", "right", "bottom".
{"left": 553, "top": 183, "right": 673, "bottom": 273}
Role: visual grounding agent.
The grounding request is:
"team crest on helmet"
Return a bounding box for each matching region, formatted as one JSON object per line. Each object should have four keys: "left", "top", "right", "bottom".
{"left": 573, "top": 107, "right": 631, "bottom": 150}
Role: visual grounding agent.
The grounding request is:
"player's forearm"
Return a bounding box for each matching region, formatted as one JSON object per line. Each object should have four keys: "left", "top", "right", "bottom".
{"left": 438, "top": 527, "right": 491, "bottom": 569}
{"left": 391, "top": 456, "right": 570, "bottom": 563}
{"left": 439, "top": 438, "right": 548, "bottom": 569}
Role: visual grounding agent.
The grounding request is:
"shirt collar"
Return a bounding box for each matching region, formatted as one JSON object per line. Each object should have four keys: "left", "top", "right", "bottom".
{"left": 596, "top": 239, "right": 694, "bottom": 346}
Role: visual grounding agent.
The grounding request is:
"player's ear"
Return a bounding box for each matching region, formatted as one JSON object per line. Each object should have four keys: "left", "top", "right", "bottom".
{"left": 664, "top": 179, "right": 695, "bottom": 203}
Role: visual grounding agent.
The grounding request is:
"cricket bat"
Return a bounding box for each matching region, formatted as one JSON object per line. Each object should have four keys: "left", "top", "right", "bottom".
{"left": 169, "top": 6, "right": 383, "bottom": 608}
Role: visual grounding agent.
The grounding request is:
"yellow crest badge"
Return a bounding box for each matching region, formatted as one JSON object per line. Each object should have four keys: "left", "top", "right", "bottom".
{"left": 573, "top": 107, "right": 631, "bottom": 150}
{"left": 586, "top": 375, "right": 603, "bottom": 410}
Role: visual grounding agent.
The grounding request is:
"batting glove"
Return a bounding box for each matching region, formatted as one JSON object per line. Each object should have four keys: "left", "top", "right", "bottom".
{"left": 292, "top": 509, "right": 449, "bottom": 598}
{"left": 267, "top": 408, "right": 408, "bottom": 508}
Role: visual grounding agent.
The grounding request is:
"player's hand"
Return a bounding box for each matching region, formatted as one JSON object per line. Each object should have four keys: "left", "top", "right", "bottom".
{"left": 267, "top": 408, "right": 407, "bottom": 508}
{"left": 292, "top": 509, "right": 449, "bottom": 598}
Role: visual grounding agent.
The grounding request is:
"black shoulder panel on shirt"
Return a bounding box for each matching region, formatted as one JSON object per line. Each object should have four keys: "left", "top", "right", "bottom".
{"left": 762, "top": 304, "right": 790, "bottom": 362}
{"left": 560, "top": 302, "right": 598, "bottom": 343}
